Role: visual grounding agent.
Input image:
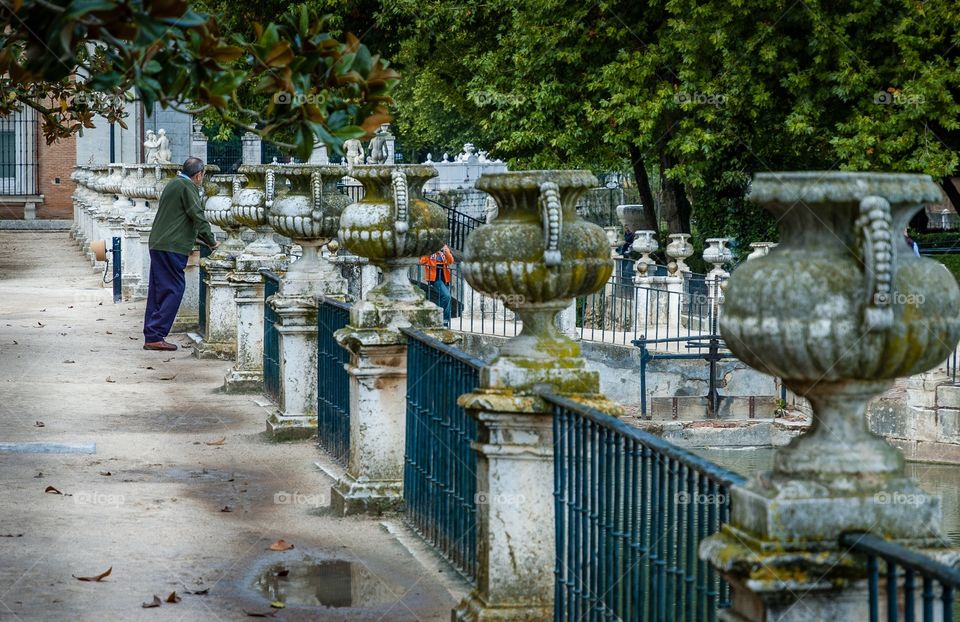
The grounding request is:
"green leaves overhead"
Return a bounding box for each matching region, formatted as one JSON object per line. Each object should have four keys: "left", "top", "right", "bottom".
{"left": 0, "top": 0, "right": 399, "bottom": 159}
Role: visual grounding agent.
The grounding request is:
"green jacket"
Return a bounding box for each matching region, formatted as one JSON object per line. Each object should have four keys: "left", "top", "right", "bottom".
{"left": 148, "top": 175, "right": 217, "bottom": 255}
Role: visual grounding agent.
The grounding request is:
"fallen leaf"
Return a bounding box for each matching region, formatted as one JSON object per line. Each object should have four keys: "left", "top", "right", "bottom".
{"left": 34, "top": 421, "right": 44, "bottom": 427}
{"left": 190, "top": 588, "right": 209, "bottom": 595}
{"left": 33, "top": 472, "right": 42, "bottom": 478}
{"left": 105, "top": 377, "right": 115, "bottom": 383}
{"left": 68, "top": 305, "right": 73, "bottom": 309}
{"left": 44, "top": 486, "right": 61, "bottom": 495}
{"left": 128, "top": 337, "right": 136, "bottom": 340}
{"left": 40, "top": 309, "right": 45, "bottom": 312}
{"left": 98, "top": 302, "right": 102, "bottom": 306}
{"left": 141, "top": 595, "right": 161, "bottom": 608}
{"left": 37, "top": 322, "right": 44, "bottom": 327}
{"left": 96, "top": 318, "right": 104, "bottom": 321}
{"left": 276, "top": 569, "right": 289, "bottom": 577}
{"left": 220, "top": 506, "right": 232, "bottom": 513}
{"left": 165, "top": 591, "right": 181, "bottom": 603}
{"left": 63, "top": 360, "right": 75, "bottom": 364}
{"left": 268, "top": 540, "right": 294, "bottom": 551}
{"left": 144, "top": 366, "right": 154, "bottom": 370}
{"left": 105, "top": 331, "right": 112, "bottom": 335}
{"left": 99, "top": 471, "right": 112, "bottom": 477}
{"left": 11, "top": 340, "right": 16, "bottom": 344}
{"left": 270, "top": 601, "right": 285, "bottom": 609}
{"left": 205, "top": 438, "right": 226, "bottom": 446}
{"left": 158, "top": 374, "right": 177, "bottom": 381}
{"left": 0, "top": 534, "right": 23, "bottom": 537}
{"left": 74, "top": 566, "right": 112, "bottom": 582}
{"left": 162, "top": 357, "right": 174, "bottom": 363}
{"left": 243, "top": 611, "right": 278, "bottom": 618}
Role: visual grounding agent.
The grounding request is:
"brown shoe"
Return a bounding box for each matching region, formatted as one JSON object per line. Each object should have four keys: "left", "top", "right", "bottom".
{"left": 143, "top": 341, "right": 178, "bottom": 351}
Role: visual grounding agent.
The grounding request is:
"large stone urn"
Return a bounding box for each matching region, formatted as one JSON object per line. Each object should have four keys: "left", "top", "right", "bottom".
{"left": 701, "top": 172, "right": 960, "bottom": 621}
{"left": 268, "top": 164, "right": 351, "bottom": 297}
{"left": 337, "top": 164, "right": 446, "bottom": 326}
{"left": 666, "top": 233, "right": 694, "bottom": 272}
{"left": 204, "top": 175, "right": 246, "bottom": 260}
{"left": 232, "top": 165, "right": 283, "bottom": 257}
{"left": 461, "top": 170, "right": 612, "bottom": 393}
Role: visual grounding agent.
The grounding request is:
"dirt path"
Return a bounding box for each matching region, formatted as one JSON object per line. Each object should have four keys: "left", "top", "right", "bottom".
{"left": 0, "top": 231, "right": 461, "bottom": 621}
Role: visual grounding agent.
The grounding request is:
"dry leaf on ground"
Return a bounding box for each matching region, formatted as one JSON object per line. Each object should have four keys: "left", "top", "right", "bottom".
{"left": 268, "top": 540, "right": 294, "bottom": 551}
{"left": 74, "top": 566, "right": 112, "bottom": 582}
{"left": 165, "top": 591, "right": 181, "bottom": 603}
{"left": 44, "top": 486, "right": 61, "bottom": 495}
{"left": 205, "top": 437, "right": 226, "bottom": 446}
{"left": 141, "top": 595, "right": 161, "bottom": 608}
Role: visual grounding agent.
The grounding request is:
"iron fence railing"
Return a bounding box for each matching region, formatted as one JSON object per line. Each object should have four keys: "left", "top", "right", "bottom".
{"left": 261, "top": 270, "right": 281, "bottom": 404}
{"left": 317, "top": 298, "right": 352, "bottom": 466}
{"left": 842, "top": 532, "right": 960, "bottom": 622}
{"left": 0, "top": 108, "right": 38, "bottom": 196}
{"left": 402, "top": 327, "right": 483, "bottom": 582}
{"left": 197, "top": 246, "right": 211, "bottom": 338}
{"left": 337, "top": 178, "right": 365, "bottom": 204}
{"left": 207, "top": 135, "right": 242, "bottom": 174}
{"left": 422, "top": 196, "right": 484, "bottom": 253}
{"left": 546, "top": 390, "right": 746, "bottom": 621}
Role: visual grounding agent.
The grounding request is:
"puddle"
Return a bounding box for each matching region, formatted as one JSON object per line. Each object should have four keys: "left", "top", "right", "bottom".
{"left": 253, "top": 559, "right": 399, "bottom": 608}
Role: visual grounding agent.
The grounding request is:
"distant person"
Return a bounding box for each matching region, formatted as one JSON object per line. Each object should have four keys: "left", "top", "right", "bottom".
{"left": 420, "top": 244, "right": 454, "bottom": 325}
{"left": 905, "top": 228, "right": 920, "bottom": 257}
{"left": 142, "top": 158, "right": 218, "bottom": 351}
{"left": 617, "top": 225, "right": 636, "bottom": 256}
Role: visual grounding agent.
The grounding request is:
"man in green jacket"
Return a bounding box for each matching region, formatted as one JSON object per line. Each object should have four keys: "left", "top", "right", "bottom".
{"left": 142, "top": 157, "right": 218, "bottom": 351}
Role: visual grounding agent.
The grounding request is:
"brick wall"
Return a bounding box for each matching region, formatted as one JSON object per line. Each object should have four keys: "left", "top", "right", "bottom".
{"left": 37, "top": 133, "right": 77, "bottom": 219}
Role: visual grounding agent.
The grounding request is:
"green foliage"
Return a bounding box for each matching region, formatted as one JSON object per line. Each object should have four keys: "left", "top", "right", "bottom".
{"left": 0, "top": 0, "right": 398, "bottom": 158}
{"left": 374, "top": 0, "right": 960, "bottom": 236}
{"left": 927, "top": 254, "right": 960, "bottom": 285}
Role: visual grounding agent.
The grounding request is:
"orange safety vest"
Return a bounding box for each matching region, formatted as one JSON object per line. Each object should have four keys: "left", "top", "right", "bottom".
{"left": 419, "top": 247, "right": 453, "bottom": 284}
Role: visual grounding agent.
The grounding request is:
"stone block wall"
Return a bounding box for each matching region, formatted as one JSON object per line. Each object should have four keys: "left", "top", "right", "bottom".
{"left": 146, "top": 103, "right": 193, "bottom": 164}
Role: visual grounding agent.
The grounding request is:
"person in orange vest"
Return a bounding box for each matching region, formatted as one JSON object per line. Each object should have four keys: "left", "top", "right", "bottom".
{"left": 419, "top": 244, "right": 454, "bottom": 324}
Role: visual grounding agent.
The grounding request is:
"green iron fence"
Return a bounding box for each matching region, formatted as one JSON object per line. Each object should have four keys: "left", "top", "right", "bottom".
{"left": 402, "top": 327, "right": 483, "bottom": 582}
{"left": 546, "top": 391, "right": 746, "bottom": 622}
{"left": 317, "top": 298, "right": 352, "bottom": 466}
{"left": 261, "top": 270, "right": 281, "bottom": 404}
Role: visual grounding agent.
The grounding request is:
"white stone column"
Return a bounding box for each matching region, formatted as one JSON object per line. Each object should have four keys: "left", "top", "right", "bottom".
{"left": 265, "top": 300, "right": 320, "bottom": 439}
{"left": 241, "top": 132, "right": 261, "bottom": 166}
{"left": 190, "top": 120, "right": 208, "bottom": 162}
{"left": 223, "top": 268, "right": 268, "bottom": 393}
{"left": 194, "top": 256, "right": 238, "bottom": 359}
{"left": 330, "top": 340, "right": 408, "bottom": 514}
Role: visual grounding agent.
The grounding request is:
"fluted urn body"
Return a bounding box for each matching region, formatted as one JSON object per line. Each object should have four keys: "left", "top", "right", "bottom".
{"left": 268, "top": 165, "right": 351, "bottom": 297}
{"left": 464, "top": 170, "right": 612, "bottom": 392}
{"left": 338, "top": 164, "right": 445, "bottom": 305}
{"left": 203, "top": 174, "right": 246, "bottom": 259}
{"left": 233, "top": 165, "right": 282, "bottom": 256}
{"left": 722, "top": 172, "right": 960, "bottom": 481}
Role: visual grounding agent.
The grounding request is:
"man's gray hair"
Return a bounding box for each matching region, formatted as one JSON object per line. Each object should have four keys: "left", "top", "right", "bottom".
{"left": 182, "top": 157, "right": 205, "bottom": 177}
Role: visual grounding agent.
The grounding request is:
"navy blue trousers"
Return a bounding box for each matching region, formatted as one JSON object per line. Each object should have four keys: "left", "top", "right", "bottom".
{"left": 143, "top": 250, "right": 188, "bottom": 342}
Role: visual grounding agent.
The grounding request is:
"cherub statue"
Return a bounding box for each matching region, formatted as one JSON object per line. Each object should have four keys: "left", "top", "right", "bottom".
{"left": 156, "top": 129, "right": 172, "bottom": 164}
{"left": 365, "top": 128, "right": 390, "bottom": 164}
{"left": 344, "top": 139, "right": 365, "bottom": 165}
{"left": 144, "top": 130, "right": 160, "bottom": 164}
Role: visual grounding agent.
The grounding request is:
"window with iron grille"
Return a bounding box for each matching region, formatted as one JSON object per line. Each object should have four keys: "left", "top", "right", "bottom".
{"left": 0, "top": 109, "right": 38, "bottom": 196}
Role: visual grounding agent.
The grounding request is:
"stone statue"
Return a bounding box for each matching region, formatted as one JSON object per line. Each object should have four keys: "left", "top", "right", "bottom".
{"left": 156, "top": 129, "right": 172, "bottom": 164}
{"left": 144, "top": 130, "right": 160, "bottom": 164}
{"left": 344, "top": 139, "right": 365, "bottom": 165}
{"left": 365, "top": 129, "right": 390, "bottom": 164}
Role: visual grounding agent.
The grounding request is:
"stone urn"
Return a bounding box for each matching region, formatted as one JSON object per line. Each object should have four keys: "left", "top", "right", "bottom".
{"left": 232, "top": 164, "right": 282, "bottom": 256}
{"left": 720, "top": 172, "right": 960, "bottom": 538}
{"left": 203, "top": 175, "right": 246, "bottom": 259}
{"left": 268, "top": 164, "right": 351, "bottom": 297}
{"left": 338, "top": 164, "right": 445, "bottom": 310}
{"left": 702, "top": 237, "right": 732, "bottom": 274}
{"left": 666, "top": 233, "right": 694, "bottom": 272}
{"left": 746, "top": 241, "right": 776, "bottom": 260}
{"left": 463, "top": 170, "right": 612, "bottom": 392}
{"left": 631, "top": 229, "right": 658, "bottom": 268}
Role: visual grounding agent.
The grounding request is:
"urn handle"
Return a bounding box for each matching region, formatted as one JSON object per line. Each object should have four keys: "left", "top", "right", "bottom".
{"left": 310, "top": 170, "right": 323, "bottom": 222}
{"left": 392, "top": 170, "right": 409, "bottom": 234}
{"left": 857, "top": 195, "right": 894, "bottom": 330}
{"left": 539, "top": 181, "right": 562, "bottom": 266}
{"left": 232, "top": 175, "right": 242, "bottom": 199}
{"left": 265, "top": 168, "right": 276, "bottom": 209}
